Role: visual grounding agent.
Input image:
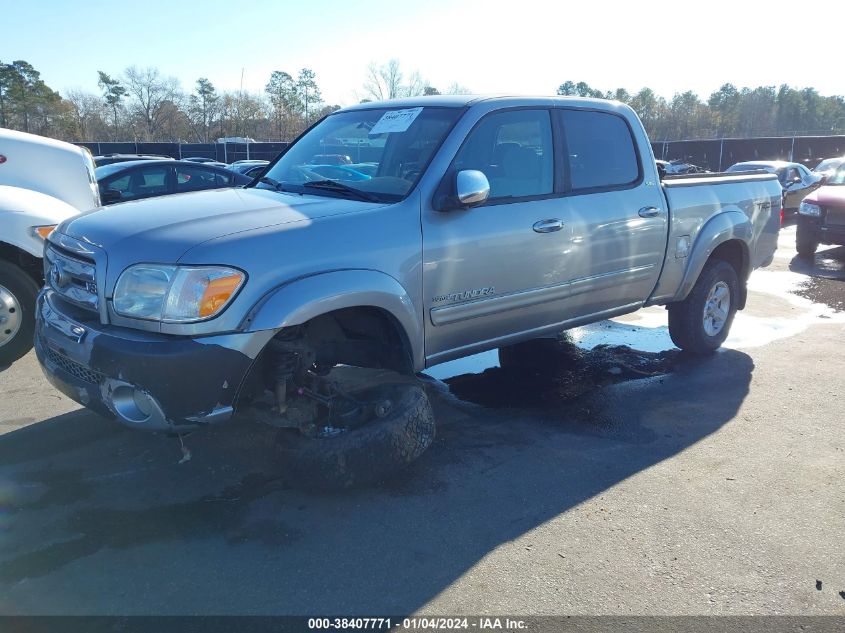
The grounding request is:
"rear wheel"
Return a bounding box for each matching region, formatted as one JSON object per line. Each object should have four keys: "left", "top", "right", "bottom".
{"left": 668, "top": 259, "right": 738, "bottom": 355}
{"left": 795, "top": 220, "right": 819, "bottom": 258}
{"left": 0, "top": 261, "right": 40, "bottom": 367}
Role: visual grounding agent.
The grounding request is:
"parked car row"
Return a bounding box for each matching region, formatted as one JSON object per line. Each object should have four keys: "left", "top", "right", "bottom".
{"left": 721, "top": 156, "right": 845, "bottom": 257}
{"left": 96, "top": 160, "right": 253, "bottom": 204}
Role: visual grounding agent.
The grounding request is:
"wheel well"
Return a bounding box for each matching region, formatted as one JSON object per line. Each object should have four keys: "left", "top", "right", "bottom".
{"left": 237, "top": 306, "right": 416, "bottom": 406}
{"left": 301, "top": 306, "right": 415, "bottom": 374}
{"left": 0, "top": 242, "right": 43, "bottom": 284}
{"left": 709, "top": 240, "right": 750, "bottom": 309}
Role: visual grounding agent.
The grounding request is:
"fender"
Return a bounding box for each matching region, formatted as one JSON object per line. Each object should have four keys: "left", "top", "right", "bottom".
{"left": 240, "top": 269, "right": 424, "bottom": 369}
{"left": 672, "top": 209, "right": 752, "bottom": 304}
{"left": 0, "top": 186, "right": 82, "bottom": 258}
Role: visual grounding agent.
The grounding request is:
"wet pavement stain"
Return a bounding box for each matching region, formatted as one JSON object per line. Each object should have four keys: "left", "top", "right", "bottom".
{"left": 11, "top": 469, "right": 96, "bottom": 511}
{"left": 444, "top": 338, "right": 683, "bottom": 410}
{"left": 794, "top": 276, "right": 844, "bottom": 312}
{"left": 0, "top": 472, "right": 296, "bottom": 583}
{"left": 788, "top": 246, "right": 845, "bottom": 312}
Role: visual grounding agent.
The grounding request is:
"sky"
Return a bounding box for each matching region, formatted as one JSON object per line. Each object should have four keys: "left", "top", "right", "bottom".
{"left": 3, "top": 0, "right": 845, "bottom": 107}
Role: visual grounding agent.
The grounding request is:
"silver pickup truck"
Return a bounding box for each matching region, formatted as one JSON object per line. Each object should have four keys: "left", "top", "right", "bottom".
{"left": 35, "top": 96, "right": 781, "bottom": 487}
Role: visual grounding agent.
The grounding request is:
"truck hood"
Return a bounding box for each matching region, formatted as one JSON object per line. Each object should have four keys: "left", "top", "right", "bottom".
{"left": 58, "top": 187, "right": 380, "bottom": 264}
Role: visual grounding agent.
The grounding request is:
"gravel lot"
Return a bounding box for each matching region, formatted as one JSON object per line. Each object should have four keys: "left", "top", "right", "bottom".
{"left": 0, "top": 223, "right": 843, "bottom": 616}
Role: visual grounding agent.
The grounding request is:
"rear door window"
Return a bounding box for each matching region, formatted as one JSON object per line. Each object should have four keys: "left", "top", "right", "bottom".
{"left": 558, "top": 109, "right": 640, "bottom": 191}
{"left": 175, "top": 165, "right": 231, "bottom": 192}
{"left": 102, "top": 166, "right": 171, "bottom": 201}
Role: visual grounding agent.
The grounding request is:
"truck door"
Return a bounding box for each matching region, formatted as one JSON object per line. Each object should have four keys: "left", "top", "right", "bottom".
{"left": 421, "top": 108, "right": 573, "bottom": 362}
{"left": 421, "top": 106, "right": 667, "bottom": 365}
{"left": 550, "top": 107, "right": 666, "bottom": 316}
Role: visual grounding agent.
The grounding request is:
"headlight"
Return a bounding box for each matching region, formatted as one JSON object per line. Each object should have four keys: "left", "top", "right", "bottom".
{"left": 798, "top": 201, "right": 821, "bottom": 217}
{"left": 113, "top": 264, "right": 245, "bottom": 322}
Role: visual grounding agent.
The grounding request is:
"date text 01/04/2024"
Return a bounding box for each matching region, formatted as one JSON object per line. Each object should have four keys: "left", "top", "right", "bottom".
{"left": 306, "top": 617, "right": 528, "bottom": 630}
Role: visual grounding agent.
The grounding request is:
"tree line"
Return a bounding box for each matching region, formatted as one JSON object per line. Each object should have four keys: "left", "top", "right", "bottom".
{"left": 557, "top": 81, "right": 845, "bottom": 141}
{"left": 0, "top": 61, "right": 336, "bottom": 143}
{"left": 0, "top": 58, "right": 470, "bottom": 144}
{"left": 3, "top": 58, "right": 845, "bottom": 143}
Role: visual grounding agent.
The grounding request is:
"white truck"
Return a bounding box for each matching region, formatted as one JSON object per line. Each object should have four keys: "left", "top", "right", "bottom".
{"left": 0, "top": 128, "right": 100, "bottom": 366}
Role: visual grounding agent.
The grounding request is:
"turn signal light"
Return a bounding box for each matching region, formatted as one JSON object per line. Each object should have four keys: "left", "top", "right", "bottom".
{"left": 199, "top": 274, "right": 243, "bottom": 318}
{"left": 33, "top": 225, "right": 57, "bottom": 239}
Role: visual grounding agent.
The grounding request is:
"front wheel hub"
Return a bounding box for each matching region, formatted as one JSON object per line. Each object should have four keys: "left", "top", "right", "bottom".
{"left": 0, "top": 284, "right": 22, "bottom": 348}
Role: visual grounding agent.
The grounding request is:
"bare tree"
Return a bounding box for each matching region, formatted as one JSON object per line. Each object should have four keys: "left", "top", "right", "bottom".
{"left": 65, "top": 90, "right": 107, "bottom": 140}
{"left": 446, "top": 82, "right": 472, "bottom": 95}
{"left": 363, "top": 60, "right": 429, "bottom": 101}
{"left": 123, "top": 66, "right": 182, "bottom": 141}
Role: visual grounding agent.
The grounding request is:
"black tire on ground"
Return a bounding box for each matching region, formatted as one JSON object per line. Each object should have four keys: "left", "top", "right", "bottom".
{"left": 278, "top": 383, "right": 435, "bottom": 490}
{"left": 795, "top": 220, "right": 819, "bottom": 258}
{"left": 668, "top": 259, "right": 739, "bottom": 355}
{"left": 0, "top": 261, "right": 40, "bottom": 367}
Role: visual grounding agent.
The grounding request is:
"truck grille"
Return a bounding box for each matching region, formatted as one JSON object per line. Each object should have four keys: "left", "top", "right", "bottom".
{"left": 45, "top": 347, "right": 104, "bottom": 384}
{"left": 44, "top": 245, "right": 99, "bottom": 312}
{"left": 824, "top": 206, "right": 845, "bottom": 227}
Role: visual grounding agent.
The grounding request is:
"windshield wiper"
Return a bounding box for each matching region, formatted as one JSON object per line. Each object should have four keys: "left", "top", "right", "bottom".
{"left": 257, "top": 176, "right": 287, "bottom": 191}
{"left": 302, "top": 179, "right": 380, "bottom": 202}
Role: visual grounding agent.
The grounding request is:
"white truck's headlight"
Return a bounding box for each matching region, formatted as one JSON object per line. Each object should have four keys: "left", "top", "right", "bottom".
{"left": 798, "top": 201, "right": 821, "bottom": 216}
{"left": 113, "top": 264, "right": 245, "bottom": 322}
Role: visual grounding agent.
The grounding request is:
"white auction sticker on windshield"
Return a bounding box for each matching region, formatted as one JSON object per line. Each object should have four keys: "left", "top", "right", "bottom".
{"left": 369, "top": 107, "right": 424, "bottom": 135}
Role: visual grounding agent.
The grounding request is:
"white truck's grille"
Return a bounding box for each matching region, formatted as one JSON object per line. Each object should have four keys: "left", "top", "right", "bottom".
{"left": 44, "top": 245, "right": 99, "bottom": 312}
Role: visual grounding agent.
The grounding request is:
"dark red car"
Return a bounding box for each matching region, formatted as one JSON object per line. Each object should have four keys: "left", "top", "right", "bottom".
{"left": 796, "top": 165, "right": 845, "bottom": 256}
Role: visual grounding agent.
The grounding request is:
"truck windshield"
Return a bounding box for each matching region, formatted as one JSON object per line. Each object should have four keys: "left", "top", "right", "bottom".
{"left": 257, "top": 106, "right": 463, "bottom": 202}
{"left": 827, "top": 166, "right": 845, "bottom": 185}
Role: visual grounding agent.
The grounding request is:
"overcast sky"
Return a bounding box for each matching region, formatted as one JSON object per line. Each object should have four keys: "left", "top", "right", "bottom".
{"left": 4, "top": 0, "right": 844, "bottom": 106}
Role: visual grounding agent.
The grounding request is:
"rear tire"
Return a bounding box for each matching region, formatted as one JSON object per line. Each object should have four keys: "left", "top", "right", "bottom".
{"left": 795, "top": 220, "right": 819, "bottom": 258}
{"left": 668, "top": 259, "right": 738, "bottom": 355}
{"left": 0, "top": 261, "right": 40, "bottom": 367}
{"left": 277, "top": 383, "right": 435, "bottom": 490}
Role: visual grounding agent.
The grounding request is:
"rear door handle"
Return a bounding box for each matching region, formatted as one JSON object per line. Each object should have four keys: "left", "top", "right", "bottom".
{"left": 533, "top": 219, "right": 564, "bottom": 233}
{"left": 638, "top": 206, "right": 661, "bottom": 218}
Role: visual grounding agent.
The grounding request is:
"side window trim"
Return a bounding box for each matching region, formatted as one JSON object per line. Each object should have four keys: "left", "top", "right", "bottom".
{"left": 552, "top": 106, "right": 644, "bottom": 196}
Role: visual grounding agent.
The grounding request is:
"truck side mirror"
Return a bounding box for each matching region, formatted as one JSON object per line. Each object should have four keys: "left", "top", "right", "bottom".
{"left": 455, "top": 170, "right": 490, "bottom": 207}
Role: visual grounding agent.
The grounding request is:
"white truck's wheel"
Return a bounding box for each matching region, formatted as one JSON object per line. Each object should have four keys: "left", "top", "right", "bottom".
{"left": 668, "top": 260, "right": 738, "bottom": 355}
{"left": 0, "top": 261, "right": 40, "bottom": 367}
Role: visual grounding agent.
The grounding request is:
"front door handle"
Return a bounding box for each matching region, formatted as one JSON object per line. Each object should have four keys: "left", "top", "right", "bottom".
{"left": 533, "top": 219, "right": 564, "bottom": 233}
{"left": 638, "top": 206, "right": 661, "bottom": 218}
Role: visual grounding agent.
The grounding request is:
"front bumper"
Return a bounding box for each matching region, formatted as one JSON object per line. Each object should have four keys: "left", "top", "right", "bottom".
{"left": 799, "top": 215, "right": 845, "bottom": 245}
{"left": 34, "top": 289, "right": 269, "bottom": 432}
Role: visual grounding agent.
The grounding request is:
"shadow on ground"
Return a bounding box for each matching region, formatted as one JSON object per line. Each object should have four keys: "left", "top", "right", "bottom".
{"left": 0, "top": 343, "right": 753, "bottom": 614}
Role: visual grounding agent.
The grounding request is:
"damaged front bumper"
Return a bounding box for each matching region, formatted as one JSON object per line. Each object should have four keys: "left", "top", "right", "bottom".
{"left": 34, "top": 289, "right": 270, "bottom": 432}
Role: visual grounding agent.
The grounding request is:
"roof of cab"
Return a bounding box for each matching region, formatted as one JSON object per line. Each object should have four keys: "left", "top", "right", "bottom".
{"left": 339, "top": 94, "right": 627, "bottom": 112}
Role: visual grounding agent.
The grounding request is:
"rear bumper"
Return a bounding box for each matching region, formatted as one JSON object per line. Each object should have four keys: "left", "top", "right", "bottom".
{"left": 34, "top": 289, "right": 269, "bottom": 432}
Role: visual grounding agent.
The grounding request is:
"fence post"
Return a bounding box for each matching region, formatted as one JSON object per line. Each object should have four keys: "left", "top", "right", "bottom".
{"left": 718, "top": 139, "right": 724, "bottom": 172}
{"left": 246, "top": 140, "right": 250, "bottom": 161}
{"left": 789, "top": 136, "right": 795, "bottom": 162}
